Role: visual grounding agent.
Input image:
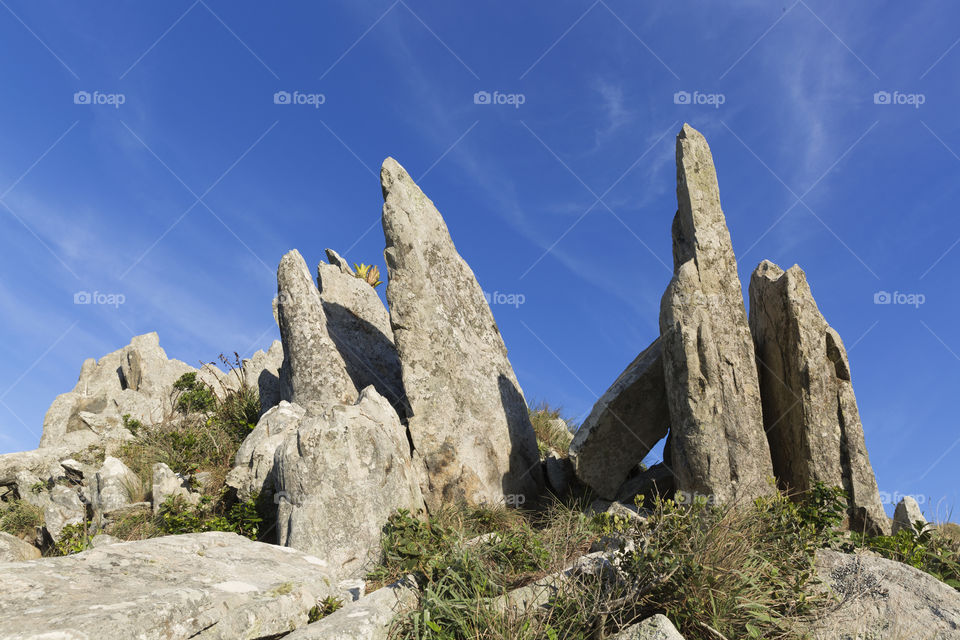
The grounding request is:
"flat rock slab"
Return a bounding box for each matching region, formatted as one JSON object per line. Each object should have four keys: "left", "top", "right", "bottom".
{"left": 808, "top": 549, "right": 960, "bottom": 639}
{"left": 0, "top": 532, "right": 339, "bottom": 640}
{"left": 284, "top": 577, "right": 418, "bottom": 640}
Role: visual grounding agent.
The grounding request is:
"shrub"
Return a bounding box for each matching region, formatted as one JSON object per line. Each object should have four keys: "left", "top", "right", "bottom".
{"left": 52, "top": 522, "right": 91, "bottom": 556}
{"left": 157, "top": 494, "right": 262, "bottom": 540}
{"left": 173, "top": 372, "right": 217, "bottom": 414}
{"left": 856, "top": 523, "right": 960, "bottom": 590}
{"left": 527, "top": 404, "right": 574, "bottom": 458}
{"left": 308, "top": 596, "right": 345, "bottom": 622}
{"left": 0, "top": 499, "right": 44, "bottom": 540}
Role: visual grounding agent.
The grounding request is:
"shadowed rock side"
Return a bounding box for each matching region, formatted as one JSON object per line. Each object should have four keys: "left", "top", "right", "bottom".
{"left": 749, "top": 260, "right": 890, "bottom": 535}
{"left": 241, "top": 339, "right": 284, "bottom": 416}
{"left": 380, "top": 157, "right": 543, "bottom": 510}
{"left": 317, "top": 249, "right": 408, "bottom": 420}
{"left": 274, "top": 387, "right": 425, "bottom": 585}
{"left": 659, "top": 124, "right": 774, "bottom": 504}
{"left": 276, "top": 249, "right": 358, "bottom": 408}
{"left": 569, "top": 339, "right": 670, "bottom": 500}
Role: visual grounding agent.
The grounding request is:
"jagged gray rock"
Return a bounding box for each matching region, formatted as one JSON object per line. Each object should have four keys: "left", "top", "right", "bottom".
{"left": 892, "top": 496, "right": 926, "bottom": 535}
{"left": 381, "top": 157, "right": 543, "bottom": 509}
{"left": 242, "top": 339, "right": 284, "bottom": 415}
{"left": 284, "top": 577, "right": 419, "bottom": 640}
{"left": 808, "top": 549, "right": 960, "bottom": 639}
{"left": 151, "top": 462, "right": 197, "bottom": 513}
{"left": 0, "top": 532, "right": 347, "bottom": 639}
{"left": 42, "top": 485, "right": 85, "bottom": 541}
{"left": 39, "top": 332, "right": 238, "bottom": 453}
{"left": 92, "top": 456, "right": 141, "bottom": 515}
{"left": 749, "top": 260, "right": 889, "bottom": 535}
{"left": 612, "top": 615, "right": 685, "bottom": 639}
{"left": 276, "top": 249, "right": 358, "bottom": 408}
{"left": 0, "top": 532, "right": 41, "bottom": 562}
{"left": 659, "top": 124, "right": 774, "bottom": 504}
{"left": 317, "top": 249, "right": 407, "bottom": 418}
{"left": 274, "top": 386, "right": 425, "bottom": 585}
{"left": 569, "top": 338, "right": 670, "bottom": 499}
{"left": 226, "top": 400, "right": 306, "bottom": 502}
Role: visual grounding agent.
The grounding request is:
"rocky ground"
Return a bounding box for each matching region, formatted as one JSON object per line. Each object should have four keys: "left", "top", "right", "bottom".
{"left": 1, "top": 124, "right": 958, "bottom": 639}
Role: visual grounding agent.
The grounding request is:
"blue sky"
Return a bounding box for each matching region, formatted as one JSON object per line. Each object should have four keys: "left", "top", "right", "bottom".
{"left": 1, "top": 1, "right": 958, "bottom": 519}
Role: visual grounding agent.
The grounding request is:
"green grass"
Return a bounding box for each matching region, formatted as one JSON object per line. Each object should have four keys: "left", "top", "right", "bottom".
{"left": 0, "top": 499, "right": 44, "bottom": 540}
{"left": 528, "top": 404, "right": 575, "bottom": 458}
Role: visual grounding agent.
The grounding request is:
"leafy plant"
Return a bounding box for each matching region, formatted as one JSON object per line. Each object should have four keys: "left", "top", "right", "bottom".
{"left": 0, "top": 499, "right": 44, "bottom": 540}
{"left": 857, "top": 523, "right": 960, "bottom": 590}
{"left": 122, "top": 414, "right": 143, "bottom": 436}
{"left": 308, "top": 596, "right": 345, "bottom": 622}
{"left": 52, "top": 522, "right": 91, "bottom": 556}
{"left": 173, "top": 372, "right": 217, "bottom": 414}
{"left": 157, "top": 494, "right": 262, "bottom": 540}
{"left": 353, "top": 263, "right": 383, "bottom": 288}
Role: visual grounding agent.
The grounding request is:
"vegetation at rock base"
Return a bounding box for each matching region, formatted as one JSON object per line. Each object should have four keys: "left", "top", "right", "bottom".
{"left": 52, "top": 522, "right": 91, "bottom": 557}
{"left": 308, "top": 596, "right": 345, "bottom": 622}
{"left": 157, "top": 494, "right": 262, "bottom": 540}
{"left": 0, "top": 499, "right": 44, "bottom": 540}
{"left": 528, "top": 403, "right": 575, "bottom": 458}
{"left": 854, "top": 523, "right": 960, "bottom": 590}
{"left": 369, "top": 483, "right": 960, "bottom": 640}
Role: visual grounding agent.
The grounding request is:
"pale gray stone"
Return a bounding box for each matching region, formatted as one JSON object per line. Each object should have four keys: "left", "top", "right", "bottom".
{"left": 569, "top": 338, "right": 669, "bottom": 499}
{"left": 892, "top": 496, "right": 926, "bottom": 535}
{"left": 545, "top": 452, "right": 574, "bottom": 496}
{"left": 317, "top": 249, "right": 407, "bottom": 418}
{"left": 284, "top": 577, "right": 419, "bottom": 640}
{"left": 750, "top": 260, "right": 889, "bottom": 535}
{"left": 92, "top": 456, "right": 141, "bottom": 515}
{"left": 43, "top": 485, "right": 85, "bottom": 541}
{"left": 226, "top": 401, "right": 306, "bottom": 502}
{"left": 151, "top": 462, "right": 196, "bottom": 513}
{"left": 276, "top": 249, "right": 358, "bottom": 408}
{"left": 0, "top": 532, "right": 41, "bottom": 562}
{"left": 0, "top": 532, "right": 345, "bottom": 639}
{"left": 612, "top": 615, "right": 685, "bottom": 640}
{"left": 659, "top": 124, "right": 774, "bottom": 504}
{"left": 381, "top": 157, "right": 543, "bottom": 509}
{"left": 274, "top": 386, "right": 425, "bottom": 585}
{"left": 241, "top": 339, "right": 284, "bottom": 415}
{"left": 807, "top": 549, "right": 960, "bottom": 639}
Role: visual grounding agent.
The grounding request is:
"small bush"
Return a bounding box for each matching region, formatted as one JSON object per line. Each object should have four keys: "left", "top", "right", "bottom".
{"left": 855, "top": 523, "right": 960, "bottom": 590}
{"left": 157, "top": 494, "right": 262, "bottom": 540}
{"left": 122, "top": 414, "right": 143, "bottom": 436}
{"left": 0, "top": 499, "right": 44, "bottom": 540}
{"left": 52, "top": 522, "right": 91, "bottom": 556}
{"left": 173, "top": 372, "right": 217, "bottom": 414}
{"left": 309, "top": 596, "right": 345, "bottom": 622}
{"left": 528, "top": 404, "right": 574, "bottom": 458}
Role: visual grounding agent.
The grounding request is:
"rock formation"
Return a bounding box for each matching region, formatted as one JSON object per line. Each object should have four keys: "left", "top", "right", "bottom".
{"left": 226, "top": 400, "right": 306, "bottom": 502}
{"left": 380, "top": 157, "right": 543, "bottom": 509}
{"left": 274, "top": 387, "right": 425, "bottom": 584}
{"left": 569, "top": 338, "right": 670, "bottom": 499}
{"left": 0, "top": 532, "right": 349, "bottom": 639}
{"left": 749, "top": 260, "right": 890, "bottom": 535}
{"left": 241, "top": 339, "right": 284, "bottom": 415}
{"left": 316, "top": 248, "right": 407, "bottom": 418}
{"left": 0, "top": 531, "right": 41, "bottom": 562}
{"left": 892, "top": 496, "right": 926, "bottom": 535}
{"left": 658, "top": 124, "right": 774, "bottom": 504}
{"left": 276, "top": 249, "right": 358, "bottom": 408}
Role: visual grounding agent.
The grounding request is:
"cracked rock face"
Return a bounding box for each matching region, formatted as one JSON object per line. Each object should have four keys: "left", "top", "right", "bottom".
{"left": 380, "top": 157, "right": 543, "bottom": 510}
{"left": 749, "top": 260, "right": 889, "bottom": 535}
{"left": 658, "top": 124, "right": 774, "bottom": 504}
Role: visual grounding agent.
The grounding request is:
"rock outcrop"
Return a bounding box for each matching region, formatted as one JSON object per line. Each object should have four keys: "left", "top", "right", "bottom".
{"left": 316, "top": 249, "right": 407, "bottom": 418}
{"left": 226, "top": 400, "right": 306, "bottom": 502}
{"left": 808, "top": 549, "right": 960, "bottom": 639}
{"left": 569, "top": 339, "right": 670, "bottom": 499}
{"left": 658, "top": 124, "right": 774, "bottom": 504}
{"left": 892, "top": 496, "right": 926, "bottom": 535}
{"left": 277, "top": 249, "right": 359, "bottom": 408}
{"left": 381, "top": 157, "right": 543, "bottom": 509}
{"left": 92, "top": 456, "right": 141, "bottom": 515}
{"left": 749, "top": 261, "right": 889, "bottom": 535}
{"left": 274, "top": 386, "right": 425, "bottom": 585}
{"left": 0, "top": 532, "right": 348, "bottom": 639}
{"left": 0, "top": 531, "right": 41, "bottom": 562}
{"left": 242, "top": 339, "right": 284, "bottom": 415}
{"left": 39, "top": 332, "right": 238, "bottom": 453}
{"left": 612, "top": 615, "right": 685, "bottom": 640}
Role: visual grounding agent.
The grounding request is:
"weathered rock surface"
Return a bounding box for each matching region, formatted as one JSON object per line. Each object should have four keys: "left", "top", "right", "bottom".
{"left": 612, "top": 615, "right": 685, "bottom": 640}
{"left": 43, "top": 484, "right": 85, "bottom": 541}
{"left": 151, "top": 462, "right": 198, "bottom": 513}
{"left": 242, "top": 339, "right": 284, "bottom": 415}
{"left": 284, "top": 577, "right": 419, "bottom": 640}
{"left": 92, "top": 456, "right": 141, "bottom": 515}
{"left": 317, "top": 249, "right": 407, "bottom": 418}
{"left": 381, "top": 157, "right": 543, "bottom": 509}
{"left": 274, "top": 386, "right": 425, "bottom": 585}
{"left": 0, "top": 532, "right": 344, "bottom": 639}
{"left": 616, "top": 462, "right": 676, "bottom": 504}
{"left": 750, "top": 260, "right": 889, "bottom": 535}
{"left": 226, "top": 401, "right": 306, "bottom": 502}
{"left": 276, "top": 249, "right": 358, "bottom": 408}
{"left": 892, "top": 496, "right": 926, "bottom": 535}
{"left": 39, "top": 332, "right": 237, "bottom": 453}
{"left": 807, "top": 549, "right": 960, "bottom": 639}
{"left": 658, "top": 124, "right": 774, "bottom": 504}
{"left": 0, "top": 531, "right": 41, "bottom": 562}
{"left": 569, "top": 338, "right": 670, "bottom": 499}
